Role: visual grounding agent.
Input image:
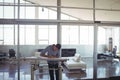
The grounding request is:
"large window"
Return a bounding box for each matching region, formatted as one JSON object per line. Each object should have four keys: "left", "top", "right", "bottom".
{"left": 105, "top": 27, "right": 120, "bottom": 51}
{"left": 80, "top": 26, "right": 93, "bottom": 45}
{"left": 18, "top": 25, "right": 35, "bottom": 45}
{"left": 62, "top": 25, "right": 79, "bottom": 44}
{"left": 4, "top": 25, "right": 14, "bottom": 45}
{"left": 0, "top": 25, "right": 3, "bottom": 44}
{"left": 0, "top": 25, "right": 35, "bottom": 45}
{"left": 61, "top": 25, "right": 93, "bottom": 45}
{"left": 39, "top": 7, "right": 49, "bottom": 19}
{"left": 98, "top": 27, "right": 106, "bottom": 45}
{"left": 4, "top": 6, "right": 14, "bottom": 18}
{"left": 0, "top": 25, "right": 3, "bottom": 40}
{"left": 0, "top": 25, "right": 57, "bottom": 45}
{"left": 0, "top": 6, "right": 3, "bottom": 18}
{"left": 4, "top": 0, "right": 14, "bottom": 3}
{"left": 113, "top": 28, "right": 119, "bottom": 48}
{"left": 38, "top": 25, "right": 57, "bottom": 44}
{"left": 20, "top": 7, "right": 35, "bottom": 19}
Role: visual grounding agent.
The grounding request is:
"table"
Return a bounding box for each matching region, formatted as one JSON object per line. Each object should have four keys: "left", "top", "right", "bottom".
{"left": 21, "top": 56, "right": 68, "bottom": 80}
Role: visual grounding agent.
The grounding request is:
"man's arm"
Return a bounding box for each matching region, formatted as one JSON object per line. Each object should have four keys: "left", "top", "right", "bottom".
{"left": 40, "top": 46, "right": 56, "bottom": 58}
{"left": 40, "top": 46, "right": 49, "bottom": 57}
{"left": 40, "top": 53, "right": 57, "bottom": 58}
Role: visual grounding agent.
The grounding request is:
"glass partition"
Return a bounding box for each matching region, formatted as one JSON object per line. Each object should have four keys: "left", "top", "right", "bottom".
{"left": 97, "top": 26, "right": 120, "bottom": 79}
{"left": 0, "top": 24, "right": 57, "bottom": 80}
{"left": 0, "top": 6, "right": 3, "bottom": 18}
{"left": 1, "top": 0, "right": 120, "bottom": 80}
{"left": 61, "top": 24, "right": 94, "bottom": 79}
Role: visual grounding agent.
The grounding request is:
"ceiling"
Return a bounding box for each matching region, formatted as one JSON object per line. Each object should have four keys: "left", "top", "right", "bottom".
{"left": 26, "top": 0, "right": 120, "bottom": 21}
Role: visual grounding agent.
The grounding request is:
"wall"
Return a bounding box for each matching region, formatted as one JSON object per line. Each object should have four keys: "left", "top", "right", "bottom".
{"left": 0, "top": 45, "right": 106, "bottom": 57}
{"left": 0, "top": 45, "right": 47, "bottom": 57}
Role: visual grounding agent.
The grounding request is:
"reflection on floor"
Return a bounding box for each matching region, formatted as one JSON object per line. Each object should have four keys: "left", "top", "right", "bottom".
{"left": 0, "top": 57, "right": 120, "bottom": 80}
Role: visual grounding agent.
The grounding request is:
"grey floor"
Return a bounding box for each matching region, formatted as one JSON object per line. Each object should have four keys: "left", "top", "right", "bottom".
{"left": 0, "top": 57, "right": 120, "bottom": 80}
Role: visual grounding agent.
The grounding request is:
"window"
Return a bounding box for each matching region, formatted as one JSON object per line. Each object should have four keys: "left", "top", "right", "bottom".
{"left": 80, "top": 26, "right": 93, "bottom": 45}
{"left": 4, "top": 0, "right": 14, "bottom": 3}
{"left": 39, "top": 7, "right": 49, "bottom": 19}
{"left": 49, "top": 25, "right": 57, "bottom": 44}
{"left": 0, "top": 25, "right": 57, "bottom": 45}
{"left": 4, "top": 25, "right": 14, "bottom": 45}
{"left": 0, "top": 25, "right": 3, "bottom": 45}
{"left": 25, "top": 25, "right": 35, "bottom": 45}
{"left": 18, "top": 25, "right": 35, "bottom": 45}
{"left": 61, "top": 14, "right": 69, "bottom": 20}
{"left": 0, "top": 6, "right": 3, "bottom": 18}
{"left": 61, "top": 25, "right": 69, "bottom": 44}
{"left": 0, "top": 0, "right": 3, "bottom": 2}
{"left": 70, "top": 16, "right": 78, "bottom": 20}
{"left": 62, "top": 25, "right": 79, "bottom": 44}
{"left": 38, "top": 25, "right": 57, "bottom": 44}
{"left": 26, "top": 7, "right": 35, "bottom": 19}
{"left": 61, "top": 14, "right": 78, "bottom": 20}
{"left": 20, "top": 7, "right": 35, "bottom": 19}
{"left": 15, "top": 0, "right": 26, "bottom": 3}
{"left": 19, "top": 25, "right": 25, "bottom": 45}
{"left": 113, "top": 28, "right": 119, "bottom": 47}
{"left": 0, "top": 25, "right": 3, "bottom": 40}
{"left": 49, "top": 9, "right": 57, "bottom": 19}
{"left": 4, "top": 6, "right": 14, "bottom": 18}
{"left": 98, "top": 27, "right": 106, "bottom": 45}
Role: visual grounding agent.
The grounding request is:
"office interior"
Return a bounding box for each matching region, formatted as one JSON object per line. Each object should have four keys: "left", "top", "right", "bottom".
{"left": 0, "top": 0, "right": 120, "bottom": 80}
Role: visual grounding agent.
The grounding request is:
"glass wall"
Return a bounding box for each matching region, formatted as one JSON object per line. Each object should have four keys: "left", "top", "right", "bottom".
{"left": 38, "top": 25, "right": 57, "bottom": 44}
{"left": 61, "top": 25, "right": 79, "bottom": 44}
{"left": 0, "top": 25, "right": 57, "bottom": 45}
{"left": 0, "top": 0, "right": 120, "bottom": 80}
{"left": 97, "top": 26, "right": 120, "bottom": 78}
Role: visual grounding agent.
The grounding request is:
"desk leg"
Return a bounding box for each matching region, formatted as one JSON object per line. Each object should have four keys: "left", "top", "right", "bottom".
{"left": 31, "top": 64, "right": 35, "bottom": 80}
{"left": 59, "top": 66, "right": 62, "bottom": 80}
{"left": 31, "top": 59, "right": 39, "bottom": 80}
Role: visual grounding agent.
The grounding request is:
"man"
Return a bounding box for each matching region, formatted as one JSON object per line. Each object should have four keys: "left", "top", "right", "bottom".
{"left": 40, "top": 44, "right": 61, "bottom": 80}
{"left": 112, "top": 46, "right": 117, "bottom": 57}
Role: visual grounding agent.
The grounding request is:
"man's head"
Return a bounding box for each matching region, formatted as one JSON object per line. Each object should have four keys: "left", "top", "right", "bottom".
{"left": 53, "top": 44, "right": 61, "bottom": 51}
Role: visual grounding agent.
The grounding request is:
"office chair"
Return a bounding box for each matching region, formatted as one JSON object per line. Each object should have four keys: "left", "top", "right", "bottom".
{"left": 9, "top": 49, "right": 16, "bottom": 64}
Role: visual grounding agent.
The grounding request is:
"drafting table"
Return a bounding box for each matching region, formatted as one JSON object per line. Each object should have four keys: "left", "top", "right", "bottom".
{"left": 21, "top": 56, "right": 68, "bottom": 80}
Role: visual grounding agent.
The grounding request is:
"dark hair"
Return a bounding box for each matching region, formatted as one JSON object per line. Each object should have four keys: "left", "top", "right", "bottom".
{"left": 55, "top": 44, "right": 61, "bottom": 50}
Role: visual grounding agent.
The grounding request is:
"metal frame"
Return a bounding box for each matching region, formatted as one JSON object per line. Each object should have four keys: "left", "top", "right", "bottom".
{"left": 1, "top": 0, "right": 120, "bottom": 80}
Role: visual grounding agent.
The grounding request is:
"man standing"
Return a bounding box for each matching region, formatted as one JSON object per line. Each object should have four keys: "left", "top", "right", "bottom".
{"left": 40, "top": 44, "right": 61, "bottom": 80}
{"left": 113, "top": 46, "right": 117, "bottom": 57}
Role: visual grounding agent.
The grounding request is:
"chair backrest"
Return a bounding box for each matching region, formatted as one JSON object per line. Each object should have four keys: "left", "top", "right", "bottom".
{"left": 9, "top": 49, "right": 16, "bottom": 58}
{"left": 61, "top": 49, "right": 76, "bottom": 57}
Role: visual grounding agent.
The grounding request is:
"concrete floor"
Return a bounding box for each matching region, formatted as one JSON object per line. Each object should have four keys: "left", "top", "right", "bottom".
{"left": 0, "top": 57, "right": 120, "bottom": 80}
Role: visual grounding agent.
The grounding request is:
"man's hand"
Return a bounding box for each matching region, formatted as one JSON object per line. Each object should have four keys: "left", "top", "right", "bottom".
{"left": 40, "top": 54, "right": 48, "bottom": 57}
{"left": 41, "top": 54, "right": 57, "bottom": 58}
{"left": 48, "top": 56, "right": 57, "bottom": 58}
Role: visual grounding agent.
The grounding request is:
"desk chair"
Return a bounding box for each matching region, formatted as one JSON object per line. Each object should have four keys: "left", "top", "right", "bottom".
{"left": 9, "top": 49, "right": 16, "bottom": 64}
